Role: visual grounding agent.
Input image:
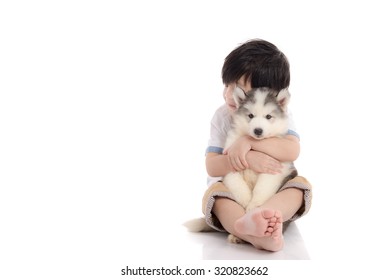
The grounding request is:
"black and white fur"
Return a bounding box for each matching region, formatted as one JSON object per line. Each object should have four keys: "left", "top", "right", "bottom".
{"left": 223, "top": 87, "right": 297, "bottom": 211}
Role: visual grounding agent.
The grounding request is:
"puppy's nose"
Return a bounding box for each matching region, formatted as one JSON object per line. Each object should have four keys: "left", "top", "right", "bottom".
{"left": 254, "top": 128, "right": 263, "bottom": 136}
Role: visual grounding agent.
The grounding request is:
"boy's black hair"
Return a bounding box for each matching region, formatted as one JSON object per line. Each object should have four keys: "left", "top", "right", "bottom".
{"left": 222, "top": 39, "right": 290, "bottom": 91}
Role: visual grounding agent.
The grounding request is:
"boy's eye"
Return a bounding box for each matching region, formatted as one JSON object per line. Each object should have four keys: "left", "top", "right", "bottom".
{"left": 248, "top": 113, "right": 254, "bottom": 119}
{"left": 265, "top": 114, "right": 273, "bottom": 120}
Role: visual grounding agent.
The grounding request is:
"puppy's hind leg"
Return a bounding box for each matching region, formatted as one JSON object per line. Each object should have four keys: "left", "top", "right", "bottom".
{"left": 246, "top": 174, "right": 284, "bottom": 211}
{"left": 223, "top": 172, "right": 252, "bottom": 208}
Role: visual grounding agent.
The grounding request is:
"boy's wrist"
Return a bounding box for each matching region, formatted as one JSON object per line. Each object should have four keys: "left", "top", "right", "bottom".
{"left": 243, "top": 135, "right": 255, "bottom": 150}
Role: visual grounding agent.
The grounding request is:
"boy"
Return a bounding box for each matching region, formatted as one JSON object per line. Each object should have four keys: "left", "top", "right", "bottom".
{"left": 203, "top": 39, "right": 312, "bottom": 252}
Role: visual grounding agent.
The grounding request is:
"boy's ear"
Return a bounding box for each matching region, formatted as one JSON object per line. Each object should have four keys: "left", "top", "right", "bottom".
{"left": 232, "top": 86, "right": 247, "bottom": 107}
{"left": 276, "top": 89, "right": 291, "bottom": 111}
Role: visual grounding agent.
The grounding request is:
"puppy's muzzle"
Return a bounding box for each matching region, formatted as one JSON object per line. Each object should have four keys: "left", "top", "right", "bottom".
{"left": 253, "top": 128, "right": 263, "bottom": 136}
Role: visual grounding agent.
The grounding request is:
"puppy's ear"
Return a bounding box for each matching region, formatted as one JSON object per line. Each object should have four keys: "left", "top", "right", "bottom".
{"left": 232, "top": 86, "right": 247, "bottom": 107}
{"left": 276, "top": 89, "right": 291, "bottom": 111}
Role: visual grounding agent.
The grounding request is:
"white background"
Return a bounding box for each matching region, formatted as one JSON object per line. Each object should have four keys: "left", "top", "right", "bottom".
{"left": 1, "top": 0, "right": 389, "bottom": 279}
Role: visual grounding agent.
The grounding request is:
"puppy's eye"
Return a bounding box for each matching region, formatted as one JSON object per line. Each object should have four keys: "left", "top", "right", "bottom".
{"left": 265, "top": 114, "right": 273, "bottom": 120}
{"left": 248, "top": 113, "right": 254, "bottom": 119}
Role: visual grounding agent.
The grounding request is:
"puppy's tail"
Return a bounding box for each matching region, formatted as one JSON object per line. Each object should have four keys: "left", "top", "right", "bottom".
{"left": 183, "top": 217, "right": 215, "bottom": 232}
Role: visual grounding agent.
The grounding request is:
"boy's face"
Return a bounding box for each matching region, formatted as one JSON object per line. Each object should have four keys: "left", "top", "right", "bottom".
{"left": 223, "top": 76, "right": 252, "bottom": 113}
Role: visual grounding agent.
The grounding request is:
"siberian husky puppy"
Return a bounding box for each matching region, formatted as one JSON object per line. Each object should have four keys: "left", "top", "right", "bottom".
{"left": 223, "top": 86, "right": 297, "bottom": 211}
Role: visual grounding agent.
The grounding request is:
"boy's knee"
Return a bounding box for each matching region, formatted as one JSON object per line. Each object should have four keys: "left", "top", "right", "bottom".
{"left": 280, "top": 175, "right": 313, "bottom": 221}
{"left": 202, "top": 182, "right": 232, "bottom": 214}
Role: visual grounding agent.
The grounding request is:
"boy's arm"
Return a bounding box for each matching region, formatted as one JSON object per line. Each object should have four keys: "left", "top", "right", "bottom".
{"left": 205, "top": 153, "right": 233, "bottom": 177}
{"left": 206, "top": 151, "right": 283, "bottom": 177}
{"left": 223, "top": 134, "right": 300, "bottom": 170}
{"left": 249, "top": 134, "right": 300, "bottom": 161}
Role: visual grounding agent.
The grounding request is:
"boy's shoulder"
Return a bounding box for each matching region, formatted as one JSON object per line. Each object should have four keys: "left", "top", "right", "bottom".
{"left": 211, "top": 104, "right": 232, "bottom": 135}
{"left": 212, "top": 104, "right": 230, "bottom": 120}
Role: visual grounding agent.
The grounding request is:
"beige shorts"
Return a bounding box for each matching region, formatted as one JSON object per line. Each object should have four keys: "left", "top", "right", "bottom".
{"left": 202, "top": 176, "right": 313, "bottom": 232}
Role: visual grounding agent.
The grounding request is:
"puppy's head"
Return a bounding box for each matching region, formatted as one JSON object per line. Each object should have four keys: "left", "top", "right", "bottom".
{"left": 232, "top": 87, "right": 290, "bottom": 139}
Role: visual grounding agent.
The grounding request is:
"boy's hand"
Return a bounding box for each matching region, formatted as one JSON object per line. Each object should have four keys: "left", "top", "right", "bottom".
{"left": 223, "top": 136, "right": 252, "bottom": 171}
{"left": 246, "top": 151, "right": 282, "bottom": 174}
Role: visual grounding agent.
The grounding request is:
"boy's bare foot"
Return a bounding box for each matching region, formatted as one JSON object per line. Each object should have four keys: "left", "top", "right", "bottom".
{"left": 235, "top": 208, "right": 281, "bottom": 237}
{"left": 234, "top": 208, "right": 284, "bottom": 251}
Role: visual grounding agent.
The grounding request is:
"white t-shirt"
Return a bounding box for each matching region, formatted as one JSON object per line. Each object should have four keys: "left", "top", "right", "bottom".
{"left": 205, "top": 104, "right": 299, "bottom": 187}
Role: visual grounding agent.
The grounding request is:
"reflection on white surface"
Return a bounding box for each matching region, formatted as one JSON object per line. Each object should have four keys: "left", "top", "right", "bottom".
{"left": 182, "top": 222, "right": 309, "bottom": 260}
{"left": 125, "top": 222, "right": 309, "bottom": 262}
